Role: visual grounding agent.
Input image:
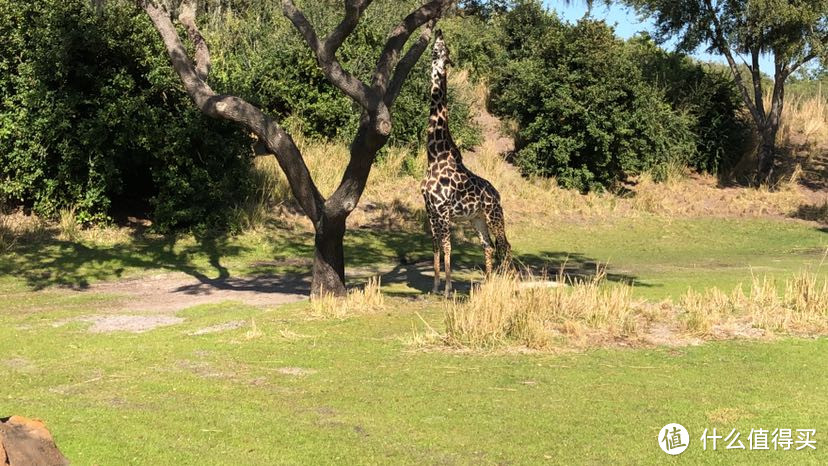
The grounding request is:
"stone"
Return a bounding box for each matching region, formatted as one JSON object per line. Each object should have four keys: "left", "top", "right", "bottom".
{"left": 0, "top": 416, "right": 69, "bottom": 465}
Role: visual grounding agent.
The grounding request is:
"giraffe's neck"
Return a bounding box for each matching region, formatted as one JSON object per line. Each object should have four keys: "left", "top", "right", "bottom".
{"left": 427, "top": 60, "right": 460, "bottom": 166}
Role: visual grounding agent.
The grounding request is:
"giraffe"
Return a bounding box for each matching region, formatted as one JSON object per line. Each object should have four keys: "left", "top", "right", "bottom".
{"left": 422, "top": 30, "right": 511, "bottom": 297}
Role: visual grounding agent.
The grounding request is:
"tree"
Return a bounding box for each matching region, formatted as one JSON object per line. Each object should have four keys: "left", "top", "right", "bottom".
{"left": 138, "top": 0, "right": 452, "bottom": 296}
{"left": 622, "top": 0, "right": 828, "bottom": 184}
{"left": 457, "top": 0, "right": 511, "bottom": 19}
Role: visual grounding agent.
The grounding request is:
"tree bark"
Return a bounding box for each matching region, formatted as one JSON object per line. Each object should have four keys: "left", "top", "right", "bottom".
{"left": 312, "top": 213, "right": 347, "bottom": 296}
{"left": 756, "top": 62, "right": 790, "bottom": 185}
{"left": 311, "top": 116, "right": 386, "bottom": 296}
{"left": 756, "top": 73, "right": 785, "bottom": 184}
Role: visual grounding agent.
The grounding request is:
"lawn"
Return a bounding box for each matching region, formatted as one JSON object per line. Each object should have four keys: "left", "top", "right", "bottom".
{"left": 2, "top": 215, "right": 827, "bottom": 464}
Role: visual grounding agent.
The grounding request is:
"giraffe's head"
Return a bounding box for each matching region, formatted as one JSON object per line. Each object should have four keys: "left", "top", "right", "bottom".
{"left": 432, "top": 29, "right": 452, "bottom": 73}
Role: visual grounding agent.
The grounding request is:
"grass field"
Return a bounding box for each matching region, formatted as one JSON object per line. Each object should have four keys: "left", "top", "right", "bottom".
{"left": 2, "top": 212, "right": 827, "bottom": 464}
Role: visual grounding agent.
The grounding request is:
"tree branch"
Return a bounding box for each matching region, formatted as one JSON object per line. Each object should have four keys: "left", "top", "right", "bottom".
{"left": 788, "top": 52, "right": 817, "bottom": 76}
{"left": 141, "top": 0, "right": 324, "bottom": 222}
{"left": 703, "top": 0, "right": 764, "bottom": 125}
{"left": 325, "top": 0, "right": 373, "bottom": 54}
{"left": 282, "top": 0, "right": 376, "bottom": 111}
{"left": 385, "top": 19, "right": 436, "bottom": 106}
{"left": 177, "top": 0, "right": 210, "bottom": 81}
{"left": 371, "top": 0, "right": 450, "bottom": 95}
{"left": 750, "top": 46, "right": 765, "bottom": 119}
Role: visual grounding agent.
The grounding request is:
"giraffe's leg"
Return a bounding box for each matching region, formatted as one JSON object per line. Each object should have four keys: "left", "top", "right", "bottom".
{"left": 471, "top": 216, "right": 494, "bottom": 277}
{"left": 442, "top": 233, "right": 452, "bottom": 297}
{"left": 426, "top": 209, "right": 444, "bottom": 294}
{"left": 431, "top": 236, "right": 441, "bottom": 294}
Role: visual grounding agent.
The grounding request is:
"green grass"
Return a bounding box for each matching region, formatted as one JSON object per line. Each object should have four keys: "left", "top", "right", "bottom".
{"left": 3, "top": 301, "right": 826, "bottom": 464}
{"left": 2, "top": 215, "right": 827, "bottom": 463}
{"left": 512, "top": 217, "right": 828, "bottom": 299}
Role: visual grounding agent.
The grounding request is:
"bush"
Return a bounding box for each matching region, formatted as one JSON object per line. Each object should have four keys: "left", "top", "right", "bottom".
{"left": 0, "top": 0, "right": 252, "bottom": 232}
{"left": 628, "top": 35, "right": 751, "bottom": 174}
{"left": 447, "top": 1, "right": 752, "bottom": 190}
{"left": 488, "top": 5, "right": 696, "bottom": 191}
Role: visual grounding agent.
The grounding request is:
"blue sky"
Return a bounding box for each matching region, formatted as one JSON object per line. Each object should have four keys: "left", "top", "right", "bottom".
{"left": 545, "top": 0, "right": 777, "bottom": 72}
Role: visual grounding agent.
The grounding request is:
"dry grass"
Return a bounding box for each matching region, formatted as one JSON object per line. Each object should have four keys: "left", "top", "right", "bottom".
{"left": 0, "top": 214, "right": 16, "bottom": 253}
{"left": 772, "top": 89, "right": 828, "bottom": 149}
{"left": 442, "top": 269, "right": 640, "bottom": 350}
{"left": 309, "top": 276, "right": 385, "bottom": 319}
{"left": 0, "top": 209, "right": 49, "bottom": 250}
{"left": 235, "top": 73, "right": 816, "bottom": 233}
{"left": 630, "top": 172, "right": 803, "bottom": 218}
{"left": 58, "top": 207, "right": 80, "bottom": 241}
{"left": 795, "top": 199, "right": 828, "bottom": 224}
{"left": 240, "top": 133, "right": 423, "bottom": 231}
{"left": 679, "top": 270, "right": 828, "bottom": 337}
{"left": 417, "top": 267, "right": 828, "bottom": 352}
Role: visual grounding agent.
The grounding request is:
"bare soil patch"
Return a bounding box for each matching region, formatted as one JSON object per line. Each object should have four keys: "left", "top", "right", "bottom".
{"left": 81, "top": 272, "right": 308, "bottom": 312}
{"left": 188, "top": 320, "right": 246, "bottom": 336}
{"left": 277, "top": 367, "right": 317, "bottom": 376}
{"left": 53, "top": 314, "right": 184, "bottom": 333}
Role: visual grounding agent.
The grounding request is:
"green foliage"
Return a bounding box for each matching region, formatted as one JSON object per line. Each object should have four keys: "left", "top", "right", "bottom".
{"left": 487, "top": 4, "right": 697, "bottom": 191}
{"left": 203, "top": 0, "right": 480, "bottom": 150}
{"left": 628, "top": 34, "right": 752, "bottom": 174}
{"left": 440, "top": 14, "right": 506, "bottom": 82}
{"left": 623, "top": 0, "right": 827, "bottom": 68}
{"left": 0, "top": 0, "right": 252, "bottom": 232}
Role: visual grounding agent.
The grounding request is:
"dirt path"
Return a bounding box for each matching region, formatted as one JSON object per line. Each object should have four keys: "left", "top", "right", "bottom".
{"left": 82, "top": 272, "right": 308, "bottom": 313}
{"left": 47, "top": 273, "right": 309, "bottom": 333}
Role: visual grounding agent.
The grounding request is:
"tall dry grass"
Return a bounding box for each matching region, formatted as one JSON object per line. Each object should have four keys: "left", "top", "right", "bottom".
{"left": 0, "top": 214, "right": 16, "bottom": 253}
{"left": 424, "top": 268, "right": 828, "bottom": 351}
{"left": 680, "top": 271, "right": 828, "bottom": 336}
{"left": 234, "top": 71, "right": 816, "bottom": 233}
{"left": 443, "top": 269, "right": 640, "bottom": 350}
{"left": 310, "top": 276, "right": 385, "bottom": 319}
{"left": 771, "top": 89, "right": 828, "bottom": 149}
{"left": 237, "top": 132, "right": 422, "bottom": 230}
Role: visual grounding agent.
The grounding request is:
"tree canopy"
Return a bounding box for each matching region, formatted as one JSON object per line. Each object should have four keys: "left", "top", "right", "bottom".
{"left": 623, "top": 0, "right": 828, "bottom": 182}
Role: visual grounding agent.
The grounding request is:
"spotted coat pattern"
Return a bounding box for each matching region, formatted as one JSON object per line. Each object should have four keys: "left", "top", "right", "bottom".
{"left": 423, "top": 31, "right": 511, "bottom": 296}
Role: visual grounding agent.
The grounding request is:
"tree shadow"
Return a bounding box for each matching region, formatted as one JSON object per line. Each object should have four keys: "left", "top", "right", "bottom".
{"left": 0, "top": 229, "right": 251, "bottom": 292}
{"left": 376, "top": 241, "right": 645, "bottom": 296}
{"left": 2, "top": 213, "right": 643, "bottom": 298}
{"left": 791, "top": 203, "right": 828, "bottom": 226}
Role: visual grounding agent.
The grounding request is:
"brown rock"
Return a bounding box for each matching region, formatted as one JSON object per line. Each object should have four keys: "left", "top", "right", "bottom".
{"left": 0, "top": 416, "right": 69, "bottom": 465}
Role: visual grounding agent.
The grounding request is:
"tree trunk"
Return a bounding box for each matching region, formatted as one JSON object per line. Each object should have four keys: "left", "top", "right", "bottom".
{"left": 756, "top": 75, "right": 785, "bottom": 185}
{"left": 756, "top": 125, "right": 779, "bottom": 184}
{"left": 312, "top": 214, "right": 347, "bottom": 297}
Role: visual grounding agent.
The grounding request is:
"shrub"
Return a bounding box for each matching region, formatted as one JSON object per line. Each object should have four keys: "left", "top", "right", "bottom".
{"left": 628, "top": 35, "right": 752, "bottom": 174}
{"left": 0, "top": 0, "right": 252, "bottom": 232}
{"left": 489, "top": 8, "right": 696, "bottom": 191}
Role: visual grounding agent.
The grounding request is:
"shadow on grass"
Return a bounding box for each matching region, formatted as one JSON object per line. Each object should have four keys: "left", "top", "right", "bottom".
{"left": 791, "top": 202, "right": 828, "bottom": 226}
{"left": 1, "top": 218, "right": 641, "bottom": 297}
{"left": 379, "top": 248, "right": 644, "bottom": 296}
{"left": 0, "top": 231, "right": 247, "bottom": 291}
